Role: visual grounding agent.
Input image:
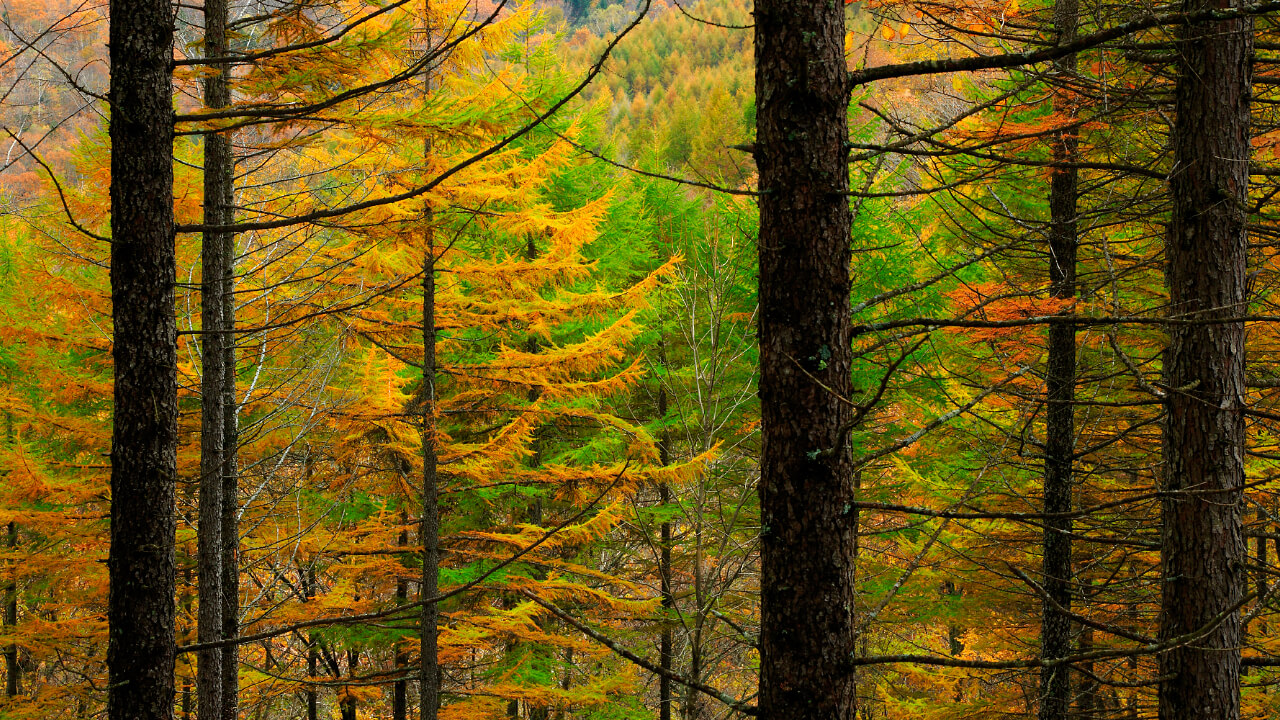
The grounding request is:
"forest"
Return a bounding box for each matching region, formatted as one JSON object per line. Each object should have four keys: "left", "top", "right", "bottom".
{"left": 0, "top": 0, "right": 1275, "bottom": 717}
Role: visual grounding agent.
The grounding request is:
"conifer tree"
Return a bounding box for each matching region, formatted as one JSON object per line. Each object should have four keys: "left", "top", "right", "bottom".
{"left": 1159, "top": 0, "right": 1252, "bottom": 716}
{"left": 197, "top": 0, "right": 234, "bottom": 717}
{"left": 754, "top": 0, "right": 858, "bottom": 718}
{"left": 1040, "top": 0, "right": 1080, "bottom": 716}
{"left": 107, "top": 0, "right": 178, "bottom": 718}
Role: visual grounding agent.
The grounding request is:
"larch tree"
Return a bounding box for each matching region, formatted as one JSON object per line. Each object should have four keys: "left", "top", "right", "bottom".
{"left": 196, "top": 0, "right": 233, "bottom": 717}
{"left": 754, "top": 1, "right": 858, "bottom": 719}
{"left": 107, "top": 1, "right": 178, "bottom": 720}
{"left": 1158, "top": 0, "right": 1253, "bottom": 715}
{"left": 1040, "top": 0, "right": 1080, "bottom": 716}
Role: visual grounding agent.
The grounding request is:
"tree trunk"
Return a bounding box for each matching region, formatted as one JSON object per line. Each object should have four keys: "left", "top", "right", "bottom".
{"left": 197, "top": 0, "right": 231, "bottom": 713}
{"left": 341, "top": 650, "right": 359, "bottom": 720}
{"left": 107, "top": 0, "right": 178, "bottom": 718}
{"left": 1158, "top": 0, "right": 1252, "bottom": 715}
{"left": 418, "top": 5, "right": 441, "bottom": 715}
{"left": 394, "top": 520, "right": 409, "bottom": 720}
{"left": 754, "top": 0, "right": 857, "bottom": 717}
{"left": 1255, "top": 505, "right": 1268, "bottom": 640}
{"left": 4, "top": 521, "right": 16, "bottom": 701}
{"left": 419, "top": 157, "right": 441, "bottom": 720}
{"left": 304, "top": 563, "right": 318, "bottom": 720}
{"left": 658, "top": 482, "right": 673, "bottom": 720}
{"left": 1039, "top": 1, "right": 1078, "bottom": 718}
{"left": 219, "top": 363, "right": 238, "bottom": 720}
{"left": 217, "top": 89, "right": 239, "bottom": 720}
{"left": 657, "top": 365, "right": 673, "bottom": 720}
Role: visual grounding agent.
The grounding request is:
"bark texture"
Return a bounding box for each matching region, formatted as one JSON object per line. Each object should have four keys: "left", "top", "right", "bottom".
{"left": 197, "top": 0, "right": 231, "bottom": 713}
{"left": 219, "top": 307, "right": 238, "bottom": 720}
{"left": 107, "top": 0, "right": 178, "bottom": 718}
{"left": 754, "top": 0, "right": 857, "bottom": 717}
{"left": 419, "top": 7, "right": 440, "bottom": 713}
{"left": 420, "top": 214, "right": 441, "bottom": 720}
{"left": 215, "top": 13, "right": 240, "bottom": 719}
{"left": 1158, "top": 0, "right": 1252, "bottom": 716}
{"left": 1039, "top": 1, "right": 1079, "bottom": 717}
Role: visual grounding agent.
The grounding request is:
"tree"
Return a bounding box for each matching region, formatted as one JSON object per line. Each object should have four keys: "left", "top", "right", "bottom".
{"left": 754, "top": 1, "right": 858, "bottom": 719}
{"left": 1040, "top": 0, "right": 1080, "bottom": 717}
{"left": 107, "top": 0, "right": 178, "bottom": 719}
{"left": 1158, "top": 0, "right": 1253, "bottom": 716}
{"left": 197, "top": 0, "right": 234, "bottom": 716}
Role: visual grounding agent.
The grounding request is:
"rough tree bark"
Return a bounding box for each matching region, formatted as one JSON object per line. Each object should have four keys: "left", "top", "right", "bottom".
{"left": 219, "top": 257, "right": 239, "bottom": 720}
{"left": 212, "top": 2, "right": 240, "bottom": 707}
{"left": 1039, "top": 0, "right": 1079, "bottom": 717}
{"left": 420, "top": 198, "right": 441, "bottom": 720}
{"left": 1158, "top": 0, "right": 1252, "bottom": 715}
{"left": 418, "top": 5, "right": 441, "bottom": 716}
{"left": 754, "top": 0, "right": 858, "bottom": 717}
{"left": 107, "top": 0, "right": 178, "bottom": 718}
{"left": 197, "top": 0, "right": 231, "bottom": 713}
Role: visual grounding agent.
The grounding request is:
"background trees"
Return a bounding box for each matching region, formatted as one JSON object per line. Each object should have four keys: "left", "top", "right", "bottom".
{"left": 5, "top": 0, "right": 1280, "bottom": 719}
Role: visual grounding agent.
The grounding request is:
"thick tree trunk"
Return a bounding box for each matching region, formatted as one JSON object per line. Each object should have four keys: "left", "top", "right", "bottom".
{"left": 754, "top": 0, "right": 857, "bottom": 717}
{"left": 1039, "top": 1, "right": 1078, "bottom": 718}
{"left": 197, "top": 0, "right": 231, "bottom": 713}
{"left": 1158, "top": 0, "right": 1252, "bottom": 716}
{"left": 107, "top": 0, "right": 178, "bottom": 718}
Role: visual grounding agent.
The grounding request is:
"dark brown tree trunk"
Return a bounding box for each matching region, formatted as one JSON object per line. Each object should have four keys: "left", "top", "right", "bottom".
{"left": 394, "top": 521, "right": 409, "bottom": 720}
{"left": 1, "top": 421, "right": 10, "bottom": 703}
{"left": 1040, "top": 1, "right": 1078, "bottom": 718}
{"left": 1158, "top": 0, "right": 1252, "bottom": 715}
{"left": 4, "top": 521, "right": 16, "bottom": 701}
{"left": 1254, "top": 505, "right": 1268, "bottom": 641}
{"left": 658, "top": 483, "right": 673, "bottom": 720}
{"left": 107, "top": 0, "right": 178, "bottom": 718}
{"left": 1077, "top": 621, "right": 1096, "bottom": 718}
{"left": 418, "top": 7, "right": 440, "bottom": 714}
{"left": 754, "top": 0, "right": 857, "bottom": 717}
{"left": 216, "top": 97, "right": 239, "bottom": 720}
{"left": 341, "top": 650, "right": 359, "bottom": 720}
{"left": 420, "top": 167, "right": 441, "bottom": 720}
{"left": 219, "top": 372, "right": 238, "bottom": 720}
{"left": 304, "top": 563, "right": 318, "bottom": 720}
{"left": 657, "top": 364, "right": 673, "bottom": 720}
{"left": 219, "top": 372, "right": 237, "bottom": 720}
{"left": 197, "top": 0, "right": 231, "bottom": 714}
